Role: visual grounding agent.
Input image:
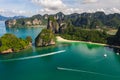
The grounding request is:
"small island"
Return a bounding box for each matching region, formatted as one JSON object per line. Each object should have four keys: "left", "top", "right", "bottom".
{"left": 0, "top": 34, "right": 32, "bottom": 54}
{"left": 35, "top": 29, "right": 55, "bottom": 47}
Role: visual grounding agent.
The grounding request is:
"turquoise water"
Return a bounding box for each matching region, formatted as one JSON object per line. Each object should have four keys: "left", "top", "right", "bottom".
{"left": 0, "top": 21, "right": 120, "bottom": 80}
{"left": 0, "top": 21, "right": 44, "bottom": 41}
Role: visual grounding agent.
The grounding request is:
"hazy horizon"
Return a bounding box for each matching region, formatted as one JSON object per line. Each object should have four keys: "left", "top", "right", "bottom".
{"left": 0, "top": 0, "right": 120, "bottom": 17}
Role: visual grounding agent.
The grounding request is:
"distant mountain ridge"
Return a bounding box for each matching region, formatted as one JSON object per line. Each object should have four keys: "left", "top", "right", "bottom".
{"left": 5, "top": 11, "right": 120, "bottom": 28}
{"left": 0, "top": 15, "right": 26, "bottom": 21}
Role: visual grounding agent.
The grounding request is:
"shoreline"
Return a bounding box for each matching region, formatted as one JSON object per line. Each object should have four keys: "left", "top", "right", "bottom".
{"left": 6, "top": 25, "right": 46, "bottom": 28}
{"left": 0, "top": 43, "right": 32, "bottom": 54}
{"left": 25, "top": 25, "right": 46, "bottom": 28}
{"left": 56, "top": 36, "right": 107, "bottom": 46}
{"left": 56, "top": 36, "right": 120, "bottom": 49}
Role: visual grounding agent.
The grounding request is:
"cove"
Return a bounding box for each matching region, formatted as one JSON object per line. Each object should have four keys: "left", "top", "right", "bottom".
{"left": 0, "top": 21, "right": 120, "bottom": 80}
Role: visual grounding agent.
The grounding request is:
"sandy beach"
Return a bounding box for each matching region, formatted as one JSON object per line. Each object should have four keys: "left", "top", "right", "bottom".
{"left": 56, "top": 36, "right": 107, "bottom": 46}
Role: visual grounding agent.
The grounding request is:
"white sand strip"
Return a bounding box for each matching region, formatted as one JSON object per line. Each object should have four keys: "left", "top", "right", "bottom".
{"left": 56, "top": 36, "right": 106, "bottom": 46}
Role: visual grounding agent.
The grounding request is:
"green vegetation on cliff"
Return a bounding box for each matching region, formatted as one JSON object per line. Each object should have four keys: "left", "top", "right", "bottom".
{"left": 47, "top": 16, "right": 60, "bottom": 33}
{"left": 60, "top": 26, "right": 109, "bottom": 44}
{"left": 0, "top": 34, "right": 31, "bottom": 53}
{"left": 5, "top": 12, "right": 120, "bottom": 28}
{"left": 26, "top": 36, "right": 32, "bottom": 43}
{"left": 35, "top": 29, "right": 55, "bottom": 47}
{"left": 5, "top": 14, "right": 48, "bottom": 27}
{"left": 46, "top": 15, "right": 109, "bottom": 44}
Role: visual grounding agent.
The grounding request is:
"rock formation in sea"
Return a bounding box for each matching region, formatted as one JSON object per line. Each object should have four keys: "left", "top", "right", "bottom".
{"left": 35, "top": 14, "right": 67, "bottom": 47}
{"left": 0, "top": 34, "right": 32, "bottom": 54}
{"left": 35, "top": 29, "right": 55, "bottom": 47}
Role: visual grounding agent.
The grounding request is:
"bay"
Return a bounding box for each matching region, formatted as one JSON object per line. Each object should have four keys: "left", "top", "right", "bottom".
{"left": 0, "top": 21, "right": 120, "bottom": 80}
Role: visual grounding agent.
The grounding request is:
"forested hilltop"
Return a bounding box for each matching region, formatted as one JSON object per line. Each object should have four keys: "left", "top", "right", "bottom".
{"left": 5, "top": 11, "right": 120, "bottom": 28}
{"left": 35, "top": 12, "right": 120, "bottom": 47}
{"left": 0, "top": 34, "right": 32, "bottom": 54}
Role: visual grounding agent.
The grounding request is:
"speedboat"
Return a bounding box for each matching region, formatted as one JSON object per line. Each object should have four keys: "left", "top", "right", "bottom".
{"left": 104, "top": 54, "right": 107, "bottom": 57}
{"left": 117, "top": 52, "right": 119, "bottom": 55}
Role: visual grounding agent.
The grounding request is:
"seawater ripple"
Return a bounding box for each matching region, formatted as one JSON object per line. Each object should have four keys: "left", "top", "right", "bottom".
{"left": 0, "top": 50, "right": 66, "bottom": 62}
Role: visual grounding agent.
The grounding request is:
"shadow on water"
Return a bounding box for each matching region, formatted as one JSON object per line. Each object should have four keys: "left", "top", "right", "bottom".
{"left": 0, "top": 43, "right": 66, "bottom": 62}
{"left": 85, "top": 43, "right": 103, "bottom": 50}
{"left": 5, "top": 27, "right": 44, "bottom": 41}
{"left": 112, "top": 47, "right": 120, "bottom": 63}
{"left": 0, "top": 47, "right": 33, "bottom": 60}
{"left": 58, "top": 41, "right": 103, "bottom": 50}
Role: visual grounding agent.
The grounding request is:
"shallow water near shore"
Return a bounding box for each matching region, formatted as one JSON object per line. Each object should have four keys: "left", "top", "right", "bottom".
{"left": 0, "top": 21, "right": 120, "bottom": 80}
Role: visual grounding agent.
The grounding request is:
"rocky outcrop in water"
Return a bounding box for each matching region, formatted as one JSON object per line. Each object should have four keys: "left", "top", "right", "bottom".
{"left": 1, "top": 49, "right": 13, "bottom": 54}
{"left": 0, "top": 34, "right": 32, "bottom": 54}
{"left": 35, "top": 29, "right": 55, "bottom": 47}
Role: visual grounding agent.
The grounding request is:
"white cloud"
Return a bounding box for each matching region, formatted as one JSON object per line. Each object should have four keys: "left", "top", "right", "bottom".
{"left": 82, "top": 0, "right": 98, "bottom": 4}
{"left": 1, "top": 0, "right": 120, "bottom": 16}
{"left": 30, "top": 0, "right": 120, "bottom": 15}
{"left": 0, "top": 8, "right": 32, "bottom": 17}
{"left": 0, "top": 9, "right": 5, "bottom": 13}
{"left": 32, "top": 0, "right": 66, "bottom": 10}
{"left": 110, "top": 8, "right": 120, "bottom": 13}
{"left": 96, "top": 8, "right": 105, "bottom": 12}
{"left": 36, "top": 7, "right": 120, "bottom": 15}
{"left": 32, "top": 0, "right": 70, "bottom": 15}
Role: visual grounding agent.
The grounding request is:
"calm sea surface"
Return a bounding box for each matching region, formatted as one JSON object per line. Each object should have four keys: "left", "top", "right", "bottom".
{"left": 0, "top": 21, "right": 120, "bottom": 80}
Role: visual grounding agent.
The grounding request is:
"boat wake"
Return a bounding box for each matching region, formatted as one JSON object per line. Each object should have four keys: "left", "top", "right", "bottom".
{"left": 0, "top": 50, "right": 66, "bottom": 62}
{"left": 57, "top": 67, "right": 119, "bottom": 78}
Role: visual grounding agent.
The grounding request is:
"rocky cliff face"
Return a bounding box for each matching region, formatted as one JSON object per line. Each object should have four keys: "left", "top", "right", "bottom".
{"left": 35, "top": 15, "right": 67, "bottom": 47}
{"left": 47, "top": 16, "right": 67, "bottom": 34}
{"left": 32, "top": 19, "right": 42, "bottom": 25}
{"left": 5, "top": 19, "right": 16, "bottom": 27}
{"left": 1, "top": 49, "right": 13, "bottom": 54}
{"left": 5, "top": 18, "right": 42, "bottom": 27}
{"left": 35, "top": 29, "right": 55, "bottom": 47}
{"left": 47, "top": 18, "right": 59, "bottom": 33}
{"left": 5, "top": 11, "right": 120, "bottom": 28}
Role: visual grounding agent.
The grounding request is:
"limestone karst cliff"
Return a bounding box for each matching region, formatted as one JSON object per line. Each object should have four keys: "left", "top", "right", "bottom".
{"left": 35, "top": 29, "right": 55, "bottom": 47}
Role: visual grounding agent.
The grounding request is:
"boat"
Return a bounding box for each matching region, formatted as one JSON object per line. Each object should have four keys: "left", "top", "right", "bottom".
{"left": 116, "top": 52, "right": 119, "bottom": 55}
{"left": 104, "top": 54, "right": 107, "bottom": 57}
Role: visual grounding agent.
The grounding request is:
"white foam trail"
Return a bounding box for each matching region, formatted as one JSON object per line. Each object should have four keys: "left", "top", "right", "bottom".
{"left": 57, "top": 67, "right": 119, "bottom": 78}
{"left": 0, "top": 50, "right": 66, "bottom": 62}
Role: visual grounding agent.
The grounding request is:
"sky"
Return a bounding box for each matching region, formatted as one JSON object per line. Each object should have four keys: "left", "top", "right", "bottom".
{"left": 0, "top": 0, "right": 120, "bottom": 17}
